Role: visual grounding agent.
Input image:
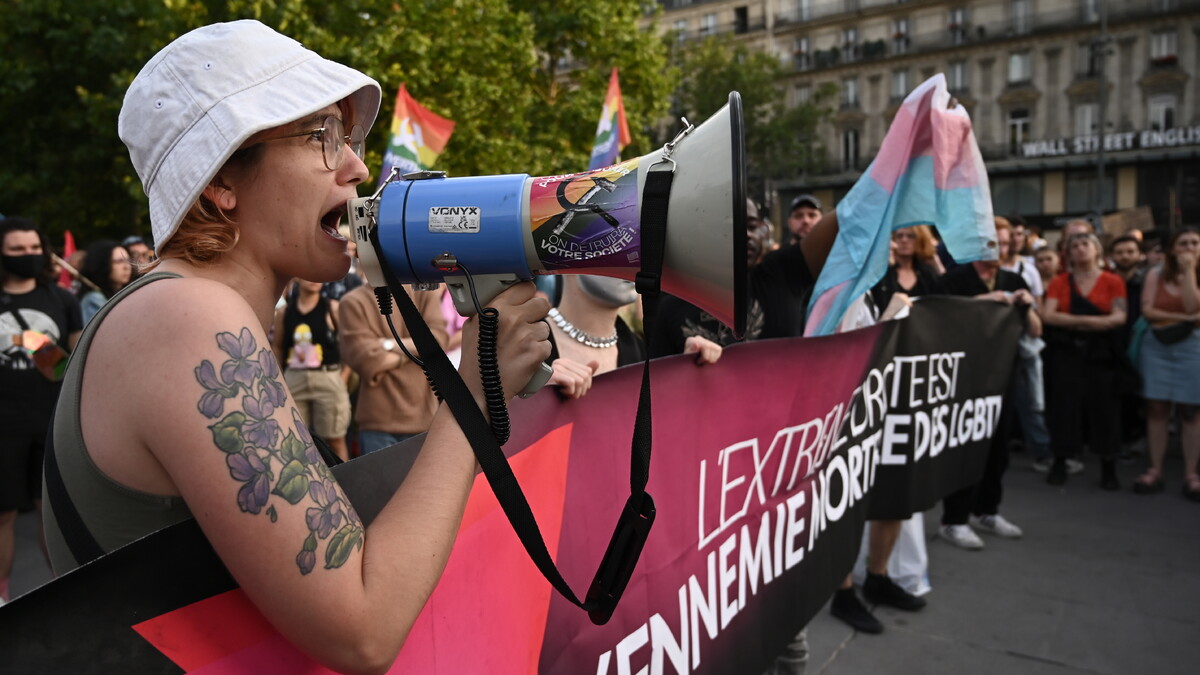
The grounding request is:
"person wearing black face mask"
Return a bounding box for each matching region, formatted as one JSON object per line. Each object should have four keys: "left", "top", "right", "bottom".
{"left": 0, "top": 216, "right": 82, "bottom": 606}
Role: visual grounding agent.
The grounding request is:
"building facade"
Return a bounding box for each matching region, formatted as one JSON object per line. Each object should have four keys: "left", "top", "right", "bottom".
{"left": 657, "top": 0, "right": 1200, "bottom": 232}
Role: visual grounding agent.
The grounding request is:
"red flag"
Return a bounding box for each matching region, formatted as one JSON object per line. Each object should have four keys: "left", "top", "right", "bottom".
{"left": 58, "top": 230, "right": 76, "bottom": 290}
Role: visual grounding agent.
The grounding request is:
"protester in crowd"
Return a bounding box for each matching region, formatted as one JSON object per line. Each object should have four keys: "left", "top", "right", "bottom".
{"left": 121, "top": 235, "right": 154, "bottom": 268}
{"left": 0, "top": 217, "right": 83, "bottom": 606}
{"left": 546, "top": 274, "right": 722, "bottom": 401}
{"left": 1145, "top": 236, "right": 1166, "bottom": 270}
{"left": 1056, "top": 219, "right": 1096, "bottom": 264}
{"left": 1024, "top": 223, "right": 1047, "bottom": 253}
{"left": 649, "top": 198, "right": 767, "bottom": 358}
{"left": 1011, "top": 217, "right": 1031, "bottom": 256}
{"left": 933, "top": 220, "right": 1039, "bottom": 549}
{"left": 992, "top": 218, "right": 1068, "bottom": 474}
{"left": 272, "top": 278, "right": 352, "bottom": 461}
{"left": 1034, "top": 248, "right": 1060, "bottom": 298}
{"left": 870, "top": 225, "right": 941, "bottom": 310}
{"left": 1132, "top": 228, "right": 1200, "bottom": 500}
{"left": 1110, "top": 234, "right": 1149, "bottom": 455}
{"left": 41, "top": 22, "right": 550, "bottom": 673}
{"left": 338, "top": 284, "right": 447, "bottom": 454}
{"left": 1041, "top": 233, "right": 1128, "bottom": 488}
{"left": 77, "top": 239, "right": 134, "bottom": 325}
{"left": 750, "top": 208, "right": 926, "bottom": 640}
{"left": 785, "top": 194, "right": 823, "bottom": 246}
{"left": 1110, "top": 235, "right": 1147, "bottom": 327}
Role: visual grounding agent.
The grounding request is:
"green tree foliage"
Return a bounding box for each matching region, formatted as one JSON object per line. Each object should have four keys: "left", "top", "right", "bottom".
{"left": 674, "top": 36, "right": 835, "bottom": 205}
{"left": 0, "top": 0, "right": 675, "bottom": 244}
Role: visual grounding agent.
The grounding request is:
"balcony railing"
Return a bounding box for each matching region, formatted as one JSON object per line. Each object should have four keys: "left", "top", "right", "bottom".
{"left": 784, "top": 0, "right": 1200, "bottom": 73}
{"left": 673, "top": 18, "right": 768, "bottom": 42}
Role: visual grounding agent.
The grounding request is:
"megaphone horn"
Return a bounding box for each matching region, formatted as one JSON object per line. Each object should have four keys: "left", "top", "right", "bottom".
{"left": 350, "top": 91, "right": 748, "bottom": 340}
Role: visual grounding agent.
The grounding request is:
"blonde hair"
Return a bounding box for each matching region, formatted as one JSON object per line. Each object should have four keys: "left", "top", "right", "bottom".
{"left": 1064, "top": 232, "right": 1104, "bottom": 270}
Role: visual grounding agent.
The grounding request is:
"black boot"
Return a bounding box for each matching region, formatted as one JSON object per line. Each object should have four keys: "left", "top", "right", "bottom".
{"left": 1100, "top": 460, "right": 1119, "bottom": 491}
{"left": 830, "top": 588, "right": 883, "bottom": 634}
{"left": 863, "top": 573, "right": 926, "bottom": 611}
{"left": 1047, "top": 457, "right": 1068, "bottom": 485}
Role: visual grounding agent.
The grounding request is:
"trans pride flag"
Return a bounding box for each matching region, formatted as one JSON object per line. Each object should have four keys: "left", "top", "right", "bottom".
{"left": 587, "top": 68, "right": 632, "bottom": 170}
{"left": 380, "top": 84, "right": 455, "bottom": 181}
{"left": 805, "top": 74, "right": 997, "bottom": 336}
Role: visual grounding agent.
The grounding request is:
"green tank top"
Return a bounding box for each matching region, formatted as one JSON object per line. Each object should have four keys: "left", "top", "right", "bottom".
{"left": 43, "top": 272, "right": 193, "bottom": 574}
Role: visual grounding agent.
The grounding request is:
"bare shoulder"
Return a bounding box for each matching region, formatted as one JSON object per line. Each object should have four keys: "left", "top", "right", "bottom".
{"left": 92, "top": 274, "right": 367, "bottom": 594}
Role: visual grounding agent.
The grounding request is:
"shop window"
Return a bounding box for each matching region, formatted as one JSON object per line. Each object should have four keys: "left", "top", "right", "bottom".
{"left": 991, "top": 174, "right": 1043, "bottom": 217}
{"left": 1065, "top": 170, "right": 1114, "bottom": 214}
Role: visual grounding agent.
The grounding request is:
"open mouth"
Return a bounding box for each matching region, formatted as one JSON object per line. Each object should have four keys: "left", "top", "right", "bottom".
{"left": 321, "top": 206, "right": 346, "bottom": 240}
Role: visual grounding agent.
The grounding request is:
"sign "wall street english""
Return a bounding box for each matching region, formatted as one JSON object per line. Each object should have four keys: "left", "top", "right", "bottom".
{"left": 1021, "top": 125, "right": 1200, "bottom": 159}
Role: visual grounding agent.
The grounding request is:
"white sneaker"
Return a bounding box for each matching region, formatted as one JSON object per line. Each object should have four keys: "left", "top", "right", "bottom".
{"left": 939, "top": 524, "right": 985, "bottom": 550}
{"left": 1033, "top": 457, "right": 1084, "bottom": 474}
{"left": 971, "top": 514, "right": 1023, "bottom": 538}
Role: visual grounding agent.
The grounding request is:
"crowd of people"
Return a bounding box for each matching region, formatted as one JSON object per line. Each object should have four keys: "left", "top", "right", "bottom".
{"left": 1, "top": 18, "right": 1198, "bottom": 675}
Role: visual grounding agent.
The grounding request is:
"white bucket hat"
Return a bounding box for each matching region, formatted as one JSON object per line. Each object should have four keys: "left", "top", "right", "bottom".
{"left": 119, "top": 20, "right": 382, "bottom": 255}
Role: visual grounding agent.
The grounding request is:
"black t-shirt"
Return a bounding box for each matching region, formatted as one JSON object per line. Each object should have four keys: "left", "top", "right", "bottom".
{"left": 0, "top": 283, "right": 82, "bottom": 422}
{"left": 646, "top": 293, "right": 764, "bottom": 359}
{"left": 547, "top": 316, "right": 645, "bottom": 368}
{"left": 933, "top": 264, "right": 1028, "bottom": 297}
{"left": 750, "top": 244, "right": 816, "bottom": 339}
{"left": 870, "top": 261, "right": 940, "bottom": 310}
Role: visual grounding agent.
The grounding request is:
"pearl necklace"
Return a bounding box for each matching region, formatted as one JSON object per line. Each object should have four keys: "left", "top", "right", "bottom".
{"left": 548, "top": 308, "right": 619, "bottom": 348}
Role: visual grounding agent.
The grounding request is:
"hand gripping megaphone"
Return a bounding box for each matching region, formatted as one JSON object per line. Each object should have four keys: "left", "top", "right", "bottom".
{"left": 348, "top": 92, "right": 747, "bottom": 391}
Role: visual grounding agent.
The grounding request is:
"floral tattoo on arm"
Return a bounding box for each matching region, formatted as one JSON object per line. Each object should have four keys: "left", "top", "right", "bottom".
{"left": 195, "top": 327, "right": 363, "bottom": 574}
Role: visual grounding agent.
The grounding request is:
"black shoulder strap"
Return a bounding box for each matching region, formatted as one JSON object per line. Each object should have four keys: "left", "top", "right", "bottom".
{"left": 4, "top": 305, "right": 31, "bottom": 331}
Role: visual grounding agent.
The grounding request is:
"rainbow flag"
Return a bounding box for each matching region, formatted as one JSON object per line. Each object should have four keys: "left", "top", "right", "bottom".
{"left": 587, "top": 68, "right": 632, "bottom": 171}
{"left": 380, "top": 84, "right": 455, "bottom": 181}
{"left": 805, "top": 74, "right": 996, "bottom": 336}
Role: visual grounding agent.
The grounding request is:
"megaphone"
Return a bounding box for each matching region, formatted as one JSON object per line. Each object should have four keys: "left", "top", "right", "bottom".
{"left": 348, "top": 91, "right": 747, "bottom": 380}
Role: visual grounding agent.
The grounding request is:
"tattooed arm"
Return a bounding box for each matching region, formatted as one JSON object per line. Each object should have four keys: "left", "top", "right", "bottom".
{"left": 81, "top": 277, "right": 550, "bottom": 675}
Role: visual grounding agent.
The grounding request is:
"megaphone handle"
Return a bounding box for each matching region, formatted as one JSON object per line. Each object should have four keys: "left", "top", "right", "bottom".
{"left": 519, "top": 362, "right": 554, "bottom": 398}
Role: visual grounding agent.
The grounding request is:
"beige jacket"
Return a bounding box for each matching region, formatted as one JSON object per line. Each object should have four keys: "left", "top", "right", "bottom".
{"left": 337, "top": 285, "right": 448, "bottom": 434}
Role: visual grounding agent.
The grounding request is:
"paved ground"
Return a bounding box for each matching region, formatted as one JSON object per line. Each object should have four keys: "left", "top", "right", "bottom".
{"left": 804, "top": 452, "right": 1200, "bottom": 675}
{"left": 9, "top": 450, "right": 1199, "bottom": 673}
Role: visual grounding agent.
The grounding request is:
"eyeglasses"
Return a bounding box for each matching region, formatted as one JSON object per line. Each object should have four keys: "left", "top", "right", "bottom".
{"left": 254, "top": 115, "right": 365, "bottom": 171}
{"left": 893, "top": 231, "right": 916, "bottom": 240}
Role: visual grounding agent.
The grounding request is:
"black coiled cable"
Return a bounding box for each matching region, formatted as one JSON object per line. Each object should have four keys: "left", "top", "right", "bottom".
{"left": 452, "top": 262, "right": 510, "bottom": 446}
{"left": 474, "top": 304, "right": 509, "bottom": 445}
{"left": 373, "top": 286, "right": 441, "bottom": 401}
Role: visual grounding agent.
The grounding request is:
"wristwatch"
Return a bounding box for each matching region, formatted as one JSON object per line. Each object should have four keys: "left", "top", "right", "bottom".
{"left": 381, "top": 338, "right": 396, "bottom": 352}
